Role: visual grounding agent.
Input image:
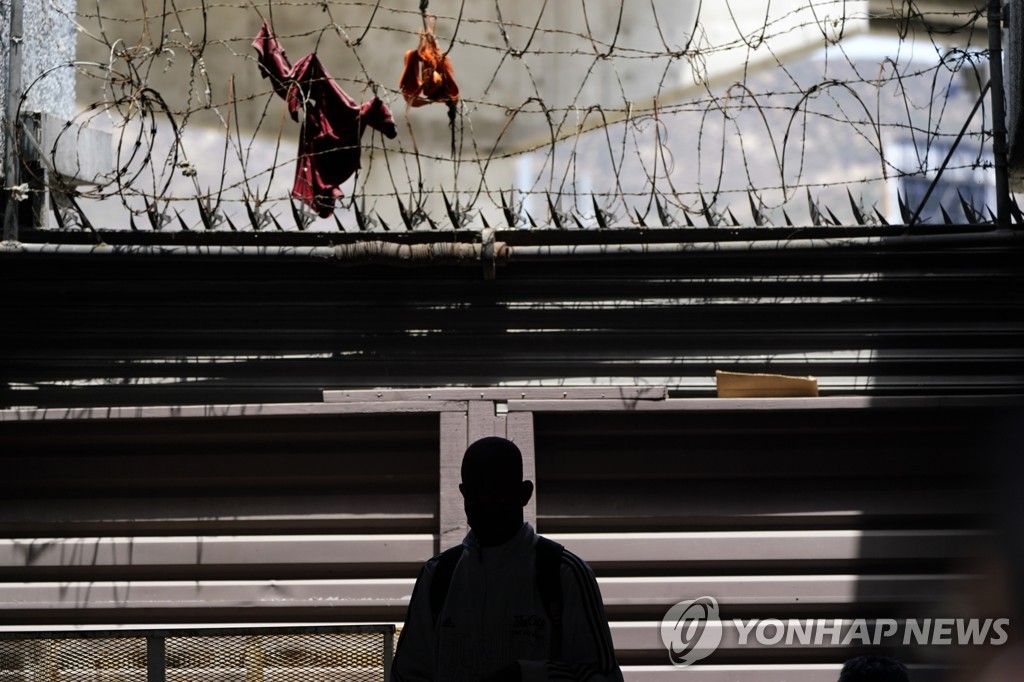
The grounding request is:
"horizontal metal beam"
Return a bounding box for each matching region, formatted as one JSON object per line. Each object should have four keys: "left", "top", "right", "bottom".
{"left": 551, "top": 530, "right": 987, "bottom": 564}
{"left": 619, "top": 666, "right": 945, "bottom": 682}
{"left": 508, "top": 395, "right": 1023, "bottom": 412}
{"left": 323, "top": 387, "right": 668, "bottom": 402}
{"left": 2, "top": 395, "right": 1017, "bottom": 425}
{"left": 0, "top": 494, "right": 437, "bottom": 535}
{"left": 4, "top": 229, "right": 1021, "bottom": 264}
{"left": 0, "top": 535, "right": 435, "bottom": 570}
{"left": 0, "top": 400, "right": 468, "bottom": 423}
{"left": 0, "top": 531, "right": 985, "bottom": 573}
{"left": 0, "top": 575, "right": 969, "bottom": 611}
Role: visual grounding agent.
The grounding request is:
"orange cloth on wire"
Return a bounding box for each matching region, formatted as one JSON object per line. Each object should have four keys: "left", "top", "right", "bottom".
{"left": 399, "top": 20, "right": 459, "bottom": 107}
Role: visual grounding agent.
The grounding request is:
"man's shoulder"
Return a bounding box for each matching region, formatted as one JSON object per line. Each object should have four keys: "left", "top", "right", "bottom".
{"left": 533, "top": 535, "right": 598, "bottom": 583}
{"left": 419, "top": 543, "right": 466, "bottom": 580}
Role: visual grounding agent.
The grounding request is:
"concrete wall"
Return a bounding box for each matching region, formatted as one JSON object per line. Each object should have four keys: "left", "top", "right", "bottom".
{"left": 1007, "top": 0, "right": 1023, "bottom": 191}
{"left": 1, "top": 0, "right": 76, "bottom": 180}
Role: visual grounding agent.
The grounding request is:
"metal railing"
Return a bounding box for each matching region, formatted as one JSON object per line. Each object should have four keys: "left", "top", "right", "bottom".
{"left": 0, "top": 625, "right": 395, "bottom": 682}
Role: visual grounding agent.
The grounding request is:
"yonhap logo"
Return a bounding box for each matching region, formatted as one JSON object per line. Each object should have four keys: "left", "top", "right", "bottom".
{"left": 659, "top": 596, "right": 723, "bottom": 667}
{"left": 660, "top": 596, "right": 1010, "bottom": 667}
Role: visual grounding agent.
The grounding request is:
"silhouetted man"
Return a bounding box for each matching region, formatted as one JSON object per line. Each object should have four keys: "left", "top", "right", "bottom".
{"left": 392, "top": 436, "right": 623, "bottom": 682}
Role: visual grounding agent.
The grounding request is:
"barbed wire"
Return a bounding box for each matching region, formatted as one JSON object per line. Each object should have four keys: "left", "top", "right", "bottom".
{"left": 6, "top": 0, "right": 1016, "bottom": 233}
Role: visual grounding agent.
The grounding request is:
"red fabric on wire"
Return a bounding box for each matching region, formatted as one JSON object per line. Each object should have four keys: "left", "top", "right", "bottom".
{"left": 253, "top": 23, "right": 398, "bottom": 217}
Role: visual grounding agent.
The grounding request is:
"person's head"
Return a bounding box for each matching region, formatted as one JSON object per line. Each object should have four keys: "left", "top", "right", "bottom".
{"left": 837, "top": 656, "right": 910, "bottom": 682}
{"left": 459, "top": 436, "right": 534, "bottom": 547}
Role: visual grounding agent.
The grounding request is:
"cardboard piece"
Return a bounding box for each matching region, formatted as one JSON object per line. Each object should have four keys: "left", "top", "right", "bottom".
{"left": 716, "top": 370, "right": 819, "bottom": 398}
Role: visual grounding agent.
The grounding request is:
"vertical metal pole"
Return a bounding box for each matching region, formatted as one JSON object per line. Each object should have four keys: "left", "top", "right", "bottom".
{"left": 383, "top": 626, "right": 394, "bottom": 682}
{"left": 3, "top": 0, "right": 25, "bottom": 242}
{"left": 989, "top": 0, "right": 1011, "bottom": 226}
{"left": 146, "top": 637, "right": 166, "bottom": 682}
{"left": 439, "top": 410, "right": 468, "bottom": 553}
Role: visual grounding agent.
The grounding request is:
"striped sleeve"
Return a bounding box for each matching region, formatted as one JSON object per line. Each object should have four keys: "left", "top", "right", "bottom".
{"left": 538, "top": 551, "right": 623, "bottom": 682}
{"left": 391, "top": 560, "right": 437, "bottom": 682}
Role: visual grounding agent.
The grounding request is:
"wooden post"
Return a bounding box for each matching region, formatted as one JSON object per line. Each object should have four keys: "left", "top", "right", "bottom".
{"left": 439, "top": 410, "right": 468, "bottom": 552}
{"left": 440, "top": 402, "right": 536, "bottom": 551}
{"left": 506, "top": 411, "right": 537, "bottom": 529}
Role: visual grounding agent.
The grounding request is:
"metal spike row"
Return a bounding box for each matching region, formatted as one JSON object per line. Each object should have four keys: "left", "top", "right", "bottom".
{"left": 197, "top": 198, "right": 215, "bottom": 231}
{"left": 807, "top": 189, "right": 824, "bottom": 227}
{"left": 442, "top": 190, "right": 463, "bottom": 230}
{"left": 225, "top": 213, "right": 239, "bottom": 231}
{"left": 354, "top": 202, "right": 369, "bottom": 232}
{"left": 896, "top": 192, "right": 911, "bottom": 225}
{"left": 129, "top": 214, "right": 139, "bottom": 232}
{"left": 634, "top": 208, "right": 647, "bottom": 228}
{"left": 727, "top": 208, "right": 741, "bottom": 227}
{"left": 826, "top": 206, "right": 842, "bottom": 226}
{"left": 847, "top": 189, "right": 867, "bottom": 226}
{"left": 699, "top": 193, "right": 717, "bottom": 227}
{"left": 683, "top": 211, "right": 695, "bottom": 227}
{"left": 526, "top": 211, "right": 538, "bottom": 228}
{"left": 593, "top": 196, "right": 609, "bottom": 230}
{"left": 175, "top": 210, "right": 191, "bottom": 232}
{"left": 957, "top": 191, "right": 980, "bottom": 225}
{"left": 481, "top": 212, "right": 492, "bottom": 229}
{"left": 501, "top": 191, "right": 517, "bottom": 228}
{"left": 1009, "top": 195, "right": 1024, "bottom": 226}
{"left": 377, "top": 212, "right": 393, "bottom": 232}
{"left": 782, "top": 209, "right": 794, "bottom": 227}
{"left": 289, "top": 199, "right": 310, "bottom": 232}
{"left": 873, "top": 207, "right": 889, "bottom": 226}
{"left": 546, "top": 194, "right": 564, "bottom": 230}
{"left": 655, "top": 198, "right": 673, "bottom": 226}
{"left": 940, "top": 204, "right": 954, "bottom": 225}
{"left": 333, "top": 213, "right": 346, "bottom": 232}
{"left": 269, "top": 212, "right": 285, "bottom": 232}
{"left": 146, "top": 199, "right": 163, "bottom": 231}
{"left": 244, "top": 197, "right": 262, "bottom": 231}
{"left": 572, "top": 213, "right": 586, "bottom": 230}
{"left": 748, "top": 192, "right": 766, "bottom": 227}
{"left": 397, "top": 198, "right": 415, "bottom": 231}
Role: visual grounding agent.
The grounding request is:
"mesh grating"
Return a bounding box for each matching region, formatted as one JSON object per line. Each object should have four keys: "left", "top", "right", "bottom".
{"left": 166, "top": 633, "right": 386, "bottom": 682}
{"left": 0, "top": 628, "right": 391, "bottom": 682}
{"left": 0, "top": 638, "right": 147, "bottom": 682}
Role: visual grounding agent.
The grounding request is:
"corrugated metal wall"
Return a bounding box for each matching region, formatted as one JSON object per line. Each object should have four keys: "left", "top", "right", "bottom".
{"left": 1, "top": 397, "right": 1016, "bottom": 681}
{"left": 2, "top": 227, "right": 1022, "bottom": 681}
{"left": 3, "top": 227, "right": 1022, "bottom": 408}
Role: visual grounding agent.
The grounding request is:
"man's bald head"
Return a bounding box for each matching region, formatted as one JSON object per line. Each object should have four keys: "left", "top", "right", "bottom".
{"left": 459, "top": 436, "right": 533, "bottom": 546}
{"left": 462, "top": 436, "right": 524, "bottom": 493}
